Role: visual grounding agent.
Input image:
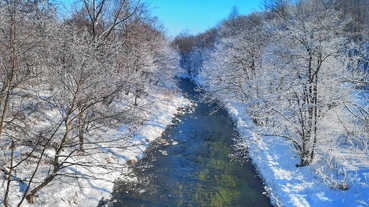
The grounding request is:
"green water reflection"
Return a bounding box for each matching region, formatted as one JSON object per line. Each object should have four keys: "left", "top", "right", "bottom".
{"left": 108, "top": 79, "right": 272, "bottom": 207}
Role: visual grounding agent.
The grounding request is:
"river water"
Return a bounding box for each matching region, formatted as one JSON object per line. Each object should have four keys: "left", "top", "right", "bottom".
{"left": 108, "top": 79, "right": 272, "bottom": 207}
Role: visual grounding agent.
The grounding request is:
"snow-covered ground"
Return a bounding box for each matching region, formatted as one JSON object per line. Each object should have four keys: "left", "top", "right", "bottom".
{"left": 225, "top": 101, "right": 369, "bottom": 207}
{"left": 0, "top": 88, "right": 191, "bottom": 207}
{"left": 4, "top": 76, "right": 369, "bottom": 207}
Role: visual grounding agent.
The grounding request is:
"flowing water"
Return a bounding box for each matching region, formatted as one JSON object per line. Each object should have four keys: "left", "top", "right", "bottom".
{"left": 107, "top": 79, "right": 272, "bottom": 207}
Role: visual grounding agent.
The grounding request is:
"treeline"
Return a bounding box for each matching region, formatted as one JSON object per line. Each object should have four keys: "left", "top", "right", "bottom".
{"left": 0, "top": 0, "right": 179, "bottom": 205}
{"left": 173, "top": 0, "right": 369, "bottom": 189}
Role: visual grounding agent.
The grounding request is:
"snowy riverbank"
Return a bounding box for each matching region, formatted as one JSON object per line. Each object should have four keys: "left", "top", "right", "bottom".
{"left": 0, "top": 88, "right": 191, "bottom": 207}
{"left": 6, "top": 76, "right": 369, "bottom": 206}
{"left": 225, "top": 101, "right": 369, "bottom": 207}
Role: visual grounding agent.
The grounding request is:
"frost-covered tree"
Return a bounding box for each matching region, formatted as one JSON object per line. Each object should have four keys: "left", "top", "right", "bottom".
{"left": 80, "top": 0, "right": 139, "bottom": 40}
{"left": 344, "top": 41, "right": 369, "bottom": 158}
{"left": 199, "top": 0, "right": 353, "bottom": 168}
{"left": 23, "top": 9, "right": 178, "bottom": 203}
{"left": 227, "top": 5, "right": 240, "bottom": 20}
{"left": 115, "top": 13, "right": 179, "bottom": 107}
{"left": 331, "top": 0, "right": 369, "bottom": 38}
{"left": 172, "top": 28, "right": 217, "bottom": 78}
{"left": 22, "top": 28, "right": 130, "bottom": 202}
{"left": 263, "top": 0, "right": 290, "bottom": 18}
{"left": 172, "top": 31, "right": 196, "bottom": 76}
{"left": 200, "top": 13, "right": 268, "bottom": 110}
{"left": 260, "top": 0, "right": 351, "bottom": 166}
{"left": 0, "top": 0, "right": 54, "bottom": 141}
{"left": 0, "top": 1, "right": 58, "bottom": 205}
{"left": 0, "top": 0, "right": 180, "bottom": 204}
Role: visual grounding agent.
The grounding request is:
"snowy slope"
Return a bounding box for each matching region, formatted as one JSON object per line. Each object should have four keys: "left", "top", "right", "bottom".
{"left": 226, "top": 102, "right": 369, "bottom": 207}
{"left": 0, "top": 89, "right": 191, "bottom": 207}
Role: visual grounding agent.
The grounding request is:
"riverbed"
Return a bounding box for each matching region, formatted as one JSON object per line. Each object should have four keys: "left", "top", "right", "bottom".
{"left": 107, "top": 79, "right": 272, "bottom": 207}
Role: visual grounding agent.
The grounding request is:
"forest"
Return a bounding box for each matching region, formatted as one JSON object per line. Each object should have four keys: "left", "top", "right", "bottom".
{"left": 0, "top": 0, "right": 184, "bottom": 205}
{"left": 1, "top": 0, "right": 369, "bottom": 206}
{"left": 174, "top": 0, "right": 369, "bottom": 205}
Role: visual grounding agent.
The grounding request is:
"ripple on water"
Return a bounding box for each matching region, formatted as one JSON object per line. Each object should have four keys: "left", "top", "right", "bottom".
{"left": 103, "top": 79, "right": 272, "bottom": 207}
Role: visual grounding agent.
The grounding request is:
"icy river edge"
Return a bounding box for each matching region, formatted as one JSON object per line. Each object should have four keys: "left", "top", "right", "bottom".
{"left": 8, "top": 76, "right": 369, "bottom": 207}
{"left": 104, "top": 79, "right": 272, "bottom": 206}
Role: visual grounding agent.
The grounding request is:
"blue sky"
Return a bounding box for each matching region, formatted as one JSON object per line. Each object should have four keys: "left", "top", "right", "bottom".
{"left": 58, "top": 0, "right": 264, "bottom": 38}
{"left": 147, "top": 0, "right": 264, "bottom": 37}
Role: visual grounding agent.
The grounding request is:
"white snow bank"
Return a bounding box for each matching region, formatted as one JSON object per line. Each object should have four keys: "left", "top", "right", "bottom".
{"left": 78, "top": 92, "right": 191, "bottom": 207}
{"left": 0, "top": 90, "right": 191, "bottom": 207}
{"left": 225, "top": 102, "right": 369, "bottom": 207}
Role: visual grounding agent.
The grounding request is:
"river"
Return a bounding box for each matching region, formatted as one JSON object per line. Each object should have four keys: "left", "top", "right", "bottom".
{"left": 105, "top": 79, "right": 272, "bottom": 207}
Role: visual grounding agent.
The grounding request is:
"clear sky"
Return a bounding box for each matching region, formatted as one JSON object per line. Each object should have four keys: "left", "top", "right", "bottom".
{"left": 147, "top": 0, "right": 264, "bottom": 38}
{"left": 58, "top": 0, "right": 264, "bottom": 38}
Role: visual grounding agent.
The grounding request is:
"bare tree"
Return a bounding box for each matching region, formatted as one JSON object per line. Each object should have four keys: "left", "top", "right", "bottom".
{"left": 9, "top": 2, "right": 178, "bottom": 204}
{"left": 79, "top": 0, "right": 139, "bottom": 40}
{"left": 172, "top": 31, "right": 196, "bottom": 76}
{"left": 21, "top": 27, "right": 125, "bottom": 202}
{"left": 331, "top": 0, "right": 369, "bottom": 38}
{"left": 0, "top": 0, "right": 60, "bottom": 205}
{"left": 227, "top": 5, "right": 240, "bottom": 20}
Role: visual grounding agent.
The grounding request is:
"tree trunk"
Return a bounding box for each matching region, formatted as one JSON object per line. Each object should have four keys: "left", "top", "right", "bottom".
{"left": 310, "top": 71, "right": 319, "bottom": 161}
{"left": 77, "top": 109, "right": 85, "bottom": 152}
{"left": 299, "top": 151, "right": 311, "bottom": 167}
{"left": 0, "top": 11, "right": 17, "bottom": 140}
{"left": 26, "top": 173, "right": 58, "bottom": 203}
{"left": 79, "top": 124, "right": 85, "bottom": 152}
{"left": 299, "top": 52, "right": 314, "bottom": 167}
{"left": 4, "top": 137, "right": 15, "bottom": 206}
{"left": 26, "top": 120, "right": 69, "bottom": 203}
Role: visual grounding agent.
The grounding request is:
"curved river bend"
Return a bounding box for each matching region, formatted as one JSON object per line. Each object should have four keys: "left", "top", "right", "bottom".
{"left": 106, "top": 79, "right": 272, "bottom": 207}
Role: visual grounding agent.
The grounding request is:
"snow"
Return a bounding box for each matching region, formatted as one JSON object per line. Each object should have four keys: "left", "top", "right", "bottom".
{"left": 224, "top": 101, "right": 369, "bottom": 207}
{"left": 4, "top": 79, "right": 369, "bottom": 207}
{"left": 0, "top": 89, "right": 191, "bottom": 207}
